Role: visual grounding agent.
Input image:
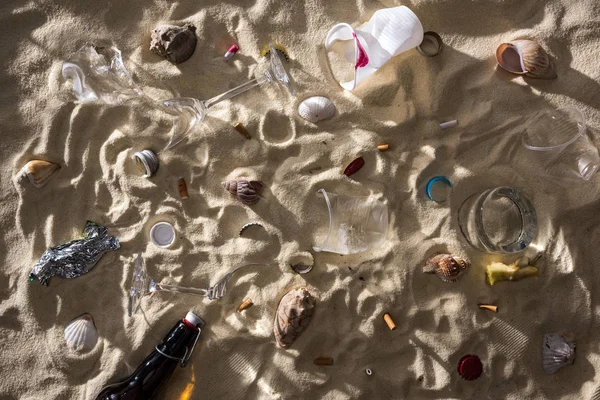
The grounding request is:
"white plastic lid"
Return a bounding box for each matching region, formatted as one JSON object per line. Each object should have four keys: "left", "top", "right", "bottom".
{"left": 185, "top": 311, "right": 205, "bottom": 328}
{"left": 150, "top": 222, "right": 175, "bottom": 248}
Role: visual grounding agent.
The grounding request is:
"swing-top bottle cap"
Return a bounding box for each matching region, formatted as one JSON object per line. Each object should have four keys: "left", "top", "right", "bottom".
{"left": 185, "top": 311, "right": 205, "bottom": 328}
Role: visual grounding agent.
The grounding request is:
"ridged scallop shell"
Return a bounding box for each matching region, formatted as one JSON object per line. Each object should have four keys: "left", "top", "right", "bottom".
{"left": 298, "top": 96, "right": 335, "bottom": 123}
{"left": 423, "top": 254, "right": 470, "bottom": 282}
{"left": 496, "top": 40, "right": 556, "bottom": 79}
{"left": 132, "top": 150, "right": 159, "bottom": 178}
{"left": 150, "top": 24, "right": 197, "bottom": 64}
{"left": 64, "top": 313, "right": 98, "bottom": 351}
{"left": 222, "top": 180, "right": 264, "bottom": 205}
{"left": 274, "top": 288, "right": 315, "bottom": 349}
{"left": 543, "top": 333, "right": 575, "bottom": 374}
{"left": 21, "top": 160, "right": 60, "bottom": 188}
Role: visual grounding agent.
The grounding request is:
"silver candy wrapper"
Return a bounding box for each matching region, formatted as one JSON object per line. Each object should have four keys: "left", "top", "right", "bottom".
{"left": 29, "top": 221, "right": 120, "bottom": 286}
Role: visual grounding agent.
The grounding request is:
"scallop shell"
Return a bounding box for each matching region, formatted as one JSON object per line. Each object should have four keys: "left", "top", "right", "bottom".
{"left": 423, "top": 254, "right": 470, "bottom": 282}
{"left": 222, "top": 180, "right": 264, "bottom": 205}
{"left": 273, "top": 288, "right": 316, "bottom": 349}
{"left": 20, "top": 160, "right": 60, "bottom": 188}
{"left": 150, "top": 24, "right": 197, "bottom": 64}
{"left": 496, "top": 40, "right": 556, "bottom": 79}
{"left": 543, "top": 333, "right": 575, "bottom": 374}
{"left": 132, "top": 150, "right": 159, "bottom": 178}
{"left": 298, "top": 96, "right": 335, "bottom": 123}
{"left": 64, "top": 313, "right": 98, "bottom": 351}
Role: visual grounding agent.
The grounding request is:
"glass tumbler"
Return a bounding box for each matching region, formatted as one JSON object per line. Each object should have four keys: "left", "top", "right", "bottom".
{"left": 312, "top": 189, "right": 388, "bottom": 255}
{"left": 522, "top": 106, "right": 600, "bottom": 187}
{"left": 457, "top": 187, "right": 536, "bottom": 254}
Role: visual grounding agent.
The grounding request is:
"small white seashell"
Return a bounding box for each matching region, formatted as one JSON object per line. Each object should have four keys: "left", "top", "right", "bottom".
{"left": 132, "top": 150, "right": 159, "bottom": 178}
{"left": 65, "top": 313, "right": 98, "bottom": 351}
{"left": 20, "top": 160, "right": 60, "bottom": 188}
{"left": 543, "top": 333, "right": 575, "bottom": 374}
{"left": 297, "top": 96, "right": 335, "bottom": 123}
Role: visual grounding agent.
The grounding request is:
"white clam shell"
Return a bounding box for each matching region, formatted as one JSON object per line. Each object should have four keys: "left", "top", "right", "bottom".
{"left": 297, "top": 96, "right": 335, "bottom": 123}
{"left": 64, "top": 313, "right": 98, "bottom": 351}
{"left": 543, "top": 333, "right": 575, "bottom": 374}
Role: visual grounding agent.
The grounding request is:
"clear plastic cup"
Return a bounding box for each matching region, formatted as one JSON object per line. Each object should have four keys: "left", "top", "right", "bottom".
{"left": 312, "top": 189, "right": 388, "bottom": 255}
{"left": 457, "top": 187, "right": 537, "bottom": 254}
{"left": 522, "top": 106, "right": 600, "bottom": 186}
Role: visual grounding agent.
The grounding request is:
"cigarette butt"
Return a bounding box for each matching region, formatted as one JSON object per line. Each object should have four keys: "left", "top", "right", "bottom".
{"left": 383, "top": 313, "right": 396, "bottom": 330}
{"left": 479, "top": 304, "right": 498, "bottom": 313}
{"left": 234, "top": 123, "right": 251, "bottom": 139}
{"left": 237, "top": 298, "right": 253, "bottom": 312}
{"left": 314, "top": 357, "right": 334, "bottom": 366}
{"left": 439, "top": 120, "right": 458, "bottom": 129}
{"left": 377, "top": 144, "right": 389, "bottom": 151}
{"left": 177, "top": 177, "right": 189, "bottom": 199}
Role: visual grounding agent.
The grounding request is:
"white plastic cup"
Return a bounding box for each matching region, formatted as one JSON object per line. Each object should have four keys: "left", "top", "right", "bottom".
{"left": 312, "top": 189, "right": 388, "bottom": 255}
{"left": 522, "top": 106, "right": 600, "bottom": 186}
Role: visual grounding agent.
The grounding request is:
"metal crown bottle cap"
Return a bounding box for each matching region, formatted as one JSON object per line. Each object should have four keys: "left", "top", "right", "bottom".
{"left": 185, "top": 311, "right": 205, "bottom": 328}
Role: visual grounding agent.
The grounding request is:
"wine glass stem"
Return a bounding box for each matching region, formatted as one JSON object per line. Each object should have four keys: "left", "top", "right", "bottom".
{"left": 155, "top": 283, "right": 209, "bottom": 296}
{"left": 203, "top": 75, "right": 267, "bottom": 109}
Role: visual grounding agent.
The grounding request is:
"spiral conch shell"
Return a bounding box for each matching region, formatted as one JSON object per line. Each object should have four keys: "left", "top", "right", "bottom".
{"left": 150, "top": 24, "right": 197, "bottom": 64}
{"left": 543, "top": 333, "right": 575, "bottom": 374}
{"left": 64, "top": 313, "right": 98, "bottom": 351}
{"left": 423, "top": 254, "right": 470, "bottom": 282}
{"left": 297, "top": 96, "right": 335, "bottom": 123}
{"left": 222, "top": 180, "right": 264, "bottom": 205}
{"left": 274, "top": 288, "right": 316, "bottom": 349}
{"left": 495, "top": 40, "right": 556, "bottom": 79}
{"left": 20, "top": 160, "right": 60, "bottom": 188}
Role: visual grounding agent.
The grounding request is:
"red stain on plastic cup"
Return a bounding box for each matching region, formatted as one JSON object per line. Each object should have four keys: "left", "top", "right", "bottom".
{"left": 457, "top": 355, "right": 482, "bottom": 381}
{"left": 344, "top": 157, "right": 365, "bottom": 177}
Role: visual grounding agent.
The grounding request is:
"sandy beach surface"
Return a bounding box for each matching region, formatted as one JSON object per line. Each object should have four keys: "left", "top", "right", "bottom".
{"left": 2, "top": 0, "right": 600, "bottom": 399}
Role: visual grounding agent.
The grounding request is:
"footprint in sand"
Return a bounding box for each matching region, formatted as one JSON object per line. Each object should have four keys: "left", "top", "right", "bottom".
{"left": 259, "top": 110, "right": 296, "bottom": 145}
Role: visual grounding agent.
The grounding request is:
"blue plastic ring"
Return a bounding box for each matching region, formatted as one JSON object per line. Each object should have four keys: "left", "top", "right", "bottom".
{"left": 425, "top": 176, "right": 452, "bottom": 202}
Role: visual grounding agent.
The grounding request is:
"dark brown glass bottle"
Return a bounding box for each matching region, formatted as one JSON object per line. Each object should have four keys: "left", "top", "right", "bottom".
{"left": 95, "top": 311, "right": 204, "bottom": 400}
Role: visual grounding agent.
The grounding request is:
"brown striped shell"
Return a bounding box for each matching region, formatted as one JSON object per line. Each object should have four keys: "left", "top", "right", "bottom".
{"left": 150, "top": 24, "right": 197, "bottom": 64}
{"left": 273, "top": 288, "right": 315, "bottom": 349}
{"left": 21, "top": 160, "right": 60, "bottom": 188}
{"left": 423, "top": 254, "right": 470, "bottom": 282}
{"left": 495, "top": 40, "right": 556, "bottom": 79}
{"left": 222, "top": 180, "right": 264, "bottom": 205}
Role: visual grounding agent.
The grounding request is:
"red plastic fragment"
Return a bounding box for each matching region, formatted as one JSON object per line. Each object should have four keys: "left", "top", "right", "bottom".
{"left": 344, "top": 156, "right": 365, "bottom": 177}
{"left": 457, "top": 355, "right": 482, "bottom": 381}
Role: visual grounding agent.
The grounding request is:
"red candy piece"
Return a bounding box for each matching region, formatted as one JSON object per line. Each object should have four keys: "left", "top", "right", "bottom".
{"left": 457, "top": 355, "right": 482, "bottom": 381}
{"left": 344, "top": 157, "right": 365, "bottom": 177}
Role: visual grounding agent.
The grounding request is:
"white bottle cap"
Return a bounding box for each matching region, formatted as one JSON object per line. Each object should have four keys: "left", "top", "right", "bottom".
{"left": 150, "top": 222, "right": 175, "bottom": 248}
{"left": 185, "top": 311, "right": 205, "bottom": 328}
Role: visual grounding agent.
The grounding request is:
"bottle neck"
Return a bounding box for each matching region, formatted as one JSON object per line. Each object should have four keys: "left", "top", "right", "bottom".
{"left": 158, "top": 319, "right": 199, "bottom": 361}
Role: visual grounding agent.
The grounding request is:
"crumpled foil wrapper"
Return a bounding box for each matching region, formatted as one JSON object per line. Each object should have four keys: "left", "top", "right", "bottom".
{"left": 29, "top": 221, "right": 120, "bottom": 286}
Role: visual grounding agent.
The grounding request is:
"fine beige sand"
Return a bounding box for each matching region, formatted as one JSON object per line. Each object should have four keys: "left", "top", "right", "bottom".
{"left": 2, "top": 0, "right": 600, "bottom": 399}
